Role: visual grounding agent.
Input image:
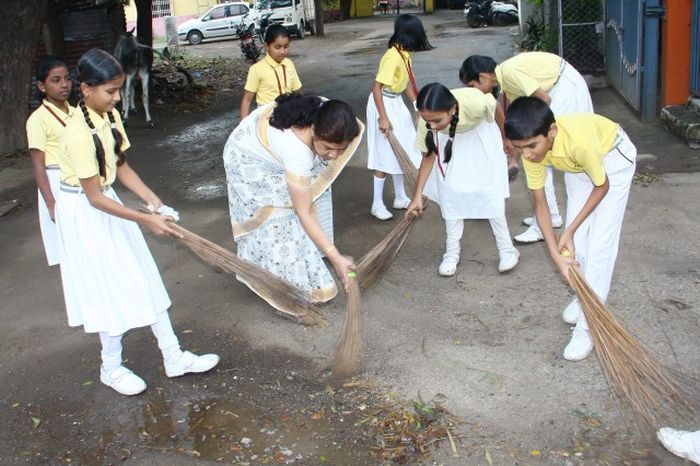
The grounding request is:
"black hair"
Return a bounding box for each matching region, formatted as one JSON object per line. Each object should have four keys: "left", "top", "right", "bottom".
{"left": 264, "top": 24, "right": 290, "bottom": 45}
{"left": 416, "top": 83, "right": 459, "bottom": 163}
{"left": 459, "top": 55, "right": 499, "bottom": 97}
{"left": 270, "top": 92, "right": 360, "bottom": 144}
{"left": 35, "top": 55, "right": 69, "bottom": 82}
{"left": 388, "top": 14, "right": 433, "bottom": 52}
{"left": 504, "top": 96, "right": 556, "bottom": 141}
{"left": 76, "top": 49, "right": 126, "bottom": 178}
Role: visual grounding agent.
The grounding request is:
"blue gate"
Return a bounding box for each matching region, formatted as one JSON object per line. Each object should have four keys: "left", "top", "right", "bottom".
{"left": 605, "top": 0, "right": 641, "bottom": 109}
{"left": 691, "top": 0, "right": 700, "bottom": 96}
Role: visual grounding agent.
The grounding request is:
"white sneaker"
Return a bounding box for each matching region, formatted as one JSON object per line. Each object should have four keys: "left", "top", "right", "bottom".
{"left": 562, "top": 299, "right": 580, "bottom": 324}
{"left": 100, "top": 366, "right": 147, "bottom": 396}
{"left": 392, "top": 197, "right": 411, "bottom": 210}
{"left": 521, "top": 216, "right": 563, "bottom": 228}
{"left": 498, "top": 249, "right": 520, "bottom": 273}
{"left": 438, "top": 254, "right": 460, "bottom": 277}
{"left": 563, "top": 326, "right": 593, "bottom": 361}
{"left": 165, "top": 351, "right": 220, "bottom": 378}
{"left": 657, "top": 428, "right": 700, "bottom": 464}
{"left": 513, "top": 225, "right": 544, "bottom": 243}
{"left": 371, "top": 204, "right": 393, "bottom": 220}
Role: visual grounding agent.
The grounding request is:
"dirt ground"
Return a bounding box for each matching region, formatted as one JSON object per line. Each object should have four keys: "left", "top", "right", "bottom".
{"left": 2, "top": 11, "right": 700, "bottom": 465}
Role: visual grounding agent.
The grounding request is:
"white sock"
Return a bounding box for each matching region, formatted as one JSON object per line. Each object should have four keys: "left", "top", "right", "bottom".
{"left": 99, "top": 332, "right": 123, "bottom": 372}
{"left": 444, "top": 219, "right": 463, "bottom": 258}
{"left": 392, "top": 174, "right": 408, "bottom": 200}
{"left": 372, "top": 175, "right": 386, "bottom": 208}
{"left": 151, "top": 312, "right": 182, "bottom": 363}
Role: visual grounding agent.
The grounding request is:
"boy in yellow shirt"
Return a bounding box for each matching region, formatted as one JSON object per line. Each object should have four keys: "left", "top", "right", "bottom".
{"left": 504, "top": 96, "right": 636, "bottom": 361}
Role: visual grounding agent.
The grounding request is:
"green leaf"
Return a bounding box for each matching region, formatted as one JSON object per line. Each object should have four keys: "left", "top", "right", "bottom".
{"left": 485, "top": 448, "right": 493, "bottom": 466}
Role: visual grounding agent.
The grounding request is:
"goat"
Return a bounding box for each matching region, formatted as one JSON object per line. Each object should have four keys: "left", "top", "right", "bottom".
{"left": 114, "top": 30, "right": 154, "bottom": 128}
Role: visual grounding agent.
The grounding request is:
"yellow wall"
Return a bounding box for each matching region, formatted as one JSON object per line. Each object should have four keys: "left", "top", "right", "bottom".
{"left": 125, "top": 0, "right": 220, "bottom": 21}
{"left": 423, "top": 0, "right": 433, "bottom": 13}
{"left": 326, "top": 0, "right": 374, "bottom": 17}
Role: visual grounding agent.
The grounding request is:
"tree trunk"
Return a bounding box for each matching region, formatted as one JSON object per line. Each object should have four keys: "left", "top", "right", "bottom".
{"left": 134, "top": 0, "right": 153, "bottom": 46}
{"left": 0, "top": 0, "right": 47, "bottom": 157}
{"left": 314, "top": 0, "right": 325, "bottom": 36}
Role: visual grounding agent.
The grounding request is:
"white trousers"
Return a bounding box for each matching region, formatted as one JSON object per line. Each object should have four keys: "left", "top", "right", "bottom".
{"left": 529, "top": 167, "right": 561, "bottom": 230}
{"left": 99, "top": 311, "right": 181, "bottom": 371}
{"left": 566, "top": 130, "right": 636, "bottom": 329}
{"left": 444, "top": 215, "right": 516, "bottom": 258}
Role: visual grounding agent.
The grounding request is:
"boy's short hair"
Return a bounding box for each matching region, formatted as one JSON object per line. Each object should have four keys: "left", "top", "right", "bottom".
{"left": 505, "top": 96, "right": 556, "bottom": 140}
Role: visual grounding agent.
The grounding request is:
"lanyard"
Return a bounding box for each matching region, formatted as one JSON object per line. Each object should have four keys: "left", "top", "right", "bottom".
{"left": 433, "top": 130, "right": 447, "bottom": 179}
{"left": 270, "top": 63, "right": 288, "bottom": 95}
{"left": 393, "top": 46, "right": 418, "bottom": 96}
{"left": 43, "top": 103, "right": 67, "bottom": 127}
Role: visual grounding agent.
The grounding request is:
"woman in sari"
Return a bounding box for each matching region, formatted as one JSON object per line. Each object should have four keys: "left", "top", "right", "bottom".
{"left": 223, "top": 93, "right": 364, "bottom": 312}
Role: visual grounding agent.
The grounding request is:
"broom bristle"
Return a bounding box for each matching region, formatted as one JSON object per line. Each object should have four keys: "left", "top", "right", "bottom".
{"left": 168, "top": 223, "right": 326, "bottom": 326}
{"left": 386, "top": 129, "right": 418, "bottom": 194}
{"left": 329, "top": 278, "right": 363, "bottom": 378}
{"left": 569, "top": 266, "right": 700, "bottom": 428}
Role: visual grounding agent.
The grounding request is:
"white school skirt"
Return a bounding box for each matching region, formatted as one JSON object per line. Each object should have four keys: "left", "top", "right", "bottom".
{"left": 366, "top": 92, "right": 421, "bottom": 174}
{"left": 55, "top": 185, "right": 171, "bottom": 336}
{"left": 38, "top": 167, "right": 61, "bottom": 266}
{"left": 549, "top": 62, "right": 594, "bottom": 115}
{"left": 423, "top": 120, "right": 510, "bottom": 220}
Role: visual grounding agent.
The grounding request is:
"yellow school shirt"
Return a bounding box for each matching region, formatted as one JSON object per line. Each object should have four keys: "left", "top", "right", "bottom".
{"left": 244, "top": 54, "right": 302, "bottom": 105}
{"left": 375, "top": 47, "right": 412, "bottom": 94}
{"left": 495, "top": 51, "right": 563, "bottom": 100}
{"left": 26, "top": 100, "right": 76, "bottom": 167}
{"left": 415, "top": 88, "right": 496, "bottom": 152}
{"left": 522, "top": 113, "right": 620, "bottom": 190}
{"left": 60, "top": 107, "right": 130, "bottom": 187}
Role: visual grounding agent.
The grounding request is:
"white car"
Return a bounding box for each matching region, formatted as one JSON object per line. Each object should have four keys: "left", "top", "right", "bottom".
{"left": 177, "top": 2, "right": 257, "bottom": 45}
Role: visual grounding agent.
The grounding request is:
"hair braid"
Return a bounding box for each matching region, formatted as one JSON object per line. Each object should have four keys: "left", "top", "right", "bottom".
{"left": 443, "top": 103, "right": 459, "bottom": 163}
{"left": 79, "top": 99, "right": 106, "bottom": 178}
{"left": 106, "top": 111, "right": 126, "bottom": 166}
{"left": 424, "top": 121, "right": 436, "bottom": 157}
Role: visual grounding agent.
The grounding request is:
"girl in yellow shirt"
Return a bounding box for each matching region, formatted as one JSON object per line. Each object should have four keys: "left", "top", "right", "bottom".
{"left": 239, "top": 25, "right": 302, "bottom": 119}
{"left": 25, "top": 55, "right": 74, "bottom": 266}
{"left": 367, "top": 14, "right": 432, "bottom": 221}
{"left": 56, "top": 49, "right": 219, "bottom": 396}
{"left": 407, "top": 83, "right": 519, "bottom": 276}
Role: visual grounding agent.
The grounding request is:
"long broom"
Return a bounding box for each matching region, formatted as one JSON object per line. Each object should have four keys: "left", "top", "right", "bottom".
{"left": 356, "top": 129, "right": 424, "bottom": 292}
{"left": 328, "top": 130, "right": 422, "bottom": 377}
{"left": 143, "top": 210, "right": 326, "bottom": 326}
{"left": 563, "top": 251, "right": 700, "bottom": 428}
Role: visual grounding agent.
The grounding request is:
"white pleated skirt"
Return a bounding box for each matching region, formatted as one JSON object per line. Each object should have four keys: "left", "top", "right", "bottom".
{"left": 38, "top": 167, "right": 61, "bottom": 266}
{"left": 423, "top": 120, "right": 510, "bottom": 220}
{"left": 366, "top": 93, "right": 421, "bottom": 174}
{"left": 549, "top": 63, "right": 594, "bottom": 115}
{"left": 55, "top": 186, "right": 171, "bottom": 336}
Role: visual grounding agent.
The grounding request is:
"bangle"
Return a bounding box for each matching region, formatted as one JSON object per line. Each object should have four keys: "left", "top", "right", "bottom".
{"left": 322, "top": 244, "right": 335, "bottom": 255}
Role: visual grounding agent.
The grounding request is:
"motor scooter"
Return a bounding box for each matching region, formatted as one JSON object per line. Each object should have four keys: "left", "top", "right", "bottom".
{"left": 465, "top": 0, "right": 519, "bottom": 28}
{"left": 235, "top": 14, "right": 264, "bottom": 62}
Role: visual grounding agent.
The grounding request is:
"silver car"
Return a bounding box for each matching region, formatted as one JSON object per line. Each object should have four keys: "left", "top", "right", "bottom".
{"left": 177, "top": 2, "right": 257, "bottom": 45}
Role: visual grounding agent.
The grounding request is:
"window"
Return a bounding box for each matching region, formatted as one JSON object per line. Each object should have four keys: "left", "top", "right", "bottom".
{"left": 208, "top": 6, "right": 227, "bottom": 19}
{"left": 230, "top": 4, "right": 248, "bottom": 16}
{"left": 151, "top": 0, "right": 172, "bottom": 18}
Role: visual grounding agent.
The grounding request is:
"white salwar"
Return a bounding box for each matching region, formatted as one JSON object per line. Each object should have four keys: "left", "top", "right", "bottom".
{"left": 223, "top": 104, "right": 363, "bottom": 307}
{"left": 366, "top": 93, "right": 421, "bottom": 174}
{"left": 424, "top": 120, "right": 516, "bottom": 259}
{"left": 56, "top": 186, "right": 172, "bottom": 336}
{"left": 564, "top": 130, "right": 637, "bottom": 329}
{"left": 38, "top": 167, "right": 61, "bottom": 266}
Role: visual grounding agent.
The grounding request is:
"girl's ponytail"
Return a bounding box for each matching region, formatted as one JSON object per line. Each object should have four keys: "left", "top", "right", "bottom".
{"left": 106, "top": 111, "right": 126, "bottom": 167}
{"left": 79, "top": 99, "right": 107, "bottom": 178}
{"left": 444, "top": 103, "right": 459, "bottom": 163}
{"left": 416, "top": 83, "right": 458, "bottom": 160}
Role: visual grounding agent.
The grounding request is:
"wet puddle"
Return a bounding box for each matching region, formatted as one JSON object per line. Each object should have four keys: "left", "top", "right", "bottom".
{"left": 102, "top": 393, "right": 359, "bottom": 464}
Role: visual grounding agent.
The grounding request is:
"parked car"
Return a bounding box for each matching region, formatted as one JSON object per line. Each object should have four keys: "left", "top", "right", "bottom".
{"left": 177, "top": 2, "right": 257, "bottom": 45}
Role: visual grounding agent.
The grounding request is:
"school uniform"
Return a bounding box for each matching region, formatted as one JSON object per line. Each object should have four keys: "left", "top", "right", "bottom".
{"left": 367, "top": 46, "right": 421, "bottom": 175}
{"left": 26, "top": 100, "right": 76, "bottom": 266}
{"left": 522, "top": 113, "right": 637, "bottom": 331}
{"left": 497, "top": 51, "right": 594, "bottom": 241}
{"left": 415, "top": 88, "right": 519, "bottom": 274}
{"left": 244, "top": 54, "right": 302, "bottom": 105}
{"left": 56, "top": 107, "right": 171, "bottom": 337}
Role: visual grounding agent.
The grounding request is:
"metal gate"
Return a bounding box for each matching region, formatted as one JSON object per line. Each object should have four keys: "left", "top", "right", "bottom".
{"left": 605, "top": 0, "right": 641, "bottom": 109}
{"left": 691, "top": 0, "right": 700, "bottom": 96}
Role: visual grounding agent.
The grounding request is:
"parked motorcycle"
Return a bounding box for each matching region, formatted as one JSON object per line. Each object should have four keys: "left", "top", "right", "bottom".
{"left": 256, "top": 11, "right": 274, "bottom": 43}
{"left": 465, "top": 0, "right": 519, "bottom": 28}
{"left": 235, "top": 14, "right": 264, "bottom": 62}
